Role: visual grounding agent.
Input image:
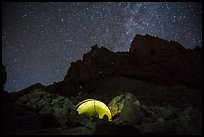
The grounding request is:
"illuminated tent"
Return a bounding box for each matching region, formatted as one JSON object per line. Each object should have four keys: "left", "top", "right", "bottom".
{"left": 75, "top": 99, "right": 112, "bottom": 121}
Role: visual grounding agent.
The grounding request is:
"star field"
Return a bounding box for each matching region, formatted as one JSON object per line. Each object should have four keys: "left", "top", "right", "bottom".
{"left": 2, "top": 2, "right": 202, "bottom": 92}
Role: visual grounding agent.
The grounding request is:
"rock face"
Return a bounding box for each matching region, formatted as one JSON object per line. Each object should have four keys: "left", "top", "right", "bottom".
{"left": 62, "top": 34, "right": 202, "bottom": 97}
{"left": 46, "top": 81, "right": 64, "bottom": 95}
{"left": 2, "top": 64, "right": 7, "bottom": 90}
{"left": 129, "top": 34, "right": 202, "bottom": 89}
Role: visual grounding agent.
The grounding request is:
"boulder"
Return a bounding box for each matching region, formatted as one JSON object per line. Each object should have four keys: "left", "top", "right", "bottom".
{"left": 15, "top": 88, "right": 69, "bottom": 127}
{"left": 108, "top": 94, "right": 125, "bottom": 116}
{"left": 108, "top": 93, "right": 144, "bottom": 125}
{"left": 120, "top": 97, "right": 144, "bottom": 125}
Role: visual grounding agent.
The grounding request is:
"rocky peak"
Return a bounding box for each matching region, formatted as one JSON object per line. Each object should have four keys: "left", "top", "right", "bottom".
{"left": 82, "top": 44, "right": 114, "bottom": 66}
{"left": 129, "top": 34, "right": 202, "bottom": 88}
{"left": 129, "top": 34, "right": 187, "bottom": 63}
{"left": 61, "top": 34, "right": 202, "bottom": 97}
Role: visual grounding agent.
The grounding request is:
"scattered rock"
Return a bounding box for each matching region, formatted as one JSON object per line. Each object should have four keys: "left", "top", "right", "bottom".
{"left": 15, "top": 88, "right": 69, "bottom": 127}
{"left": 120, "top": 98, "right": 144, "bottom": 125}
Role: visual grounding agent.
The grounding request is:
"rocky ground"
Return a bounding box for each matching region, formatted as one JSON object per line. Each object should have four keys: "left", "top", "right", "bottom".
{"left": 1, "top": 87, "right": 202, "bottom": 135}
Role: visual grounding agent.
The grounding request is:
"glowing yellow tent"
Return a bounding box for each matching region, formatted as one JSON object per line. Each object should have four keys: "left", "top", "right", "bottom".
{"left": 75, "top": 99, "right": 112, "bottom": 121}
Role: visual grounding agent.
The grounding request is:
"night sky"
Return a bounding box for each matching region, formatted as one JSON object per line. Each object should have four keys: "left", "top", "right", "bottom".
{"left": 2, "top": 2, "right": 202, "bottom": 92}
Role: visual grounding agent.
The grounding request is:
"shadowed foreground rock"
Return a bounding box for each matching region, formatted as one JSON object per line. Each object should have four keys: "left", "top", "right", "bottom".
{"left": 108, "top": 93, "right": 201, "bottom": 135}
{"left": 1, "top": 91, "right": 201, "bottom": 135}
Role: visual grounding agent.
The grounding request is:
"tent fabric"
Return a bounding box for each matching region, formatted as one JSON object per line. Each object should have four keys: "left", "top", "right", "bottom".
{"left": 75, "top": 99, "right": 112, "bottom": 121}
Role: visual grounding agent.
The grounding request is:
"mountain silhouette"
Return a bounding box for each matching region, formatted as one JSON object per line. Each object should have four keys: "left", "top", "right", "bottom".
{"left": 42, "top": 34, "right": 202, "bottom": 97}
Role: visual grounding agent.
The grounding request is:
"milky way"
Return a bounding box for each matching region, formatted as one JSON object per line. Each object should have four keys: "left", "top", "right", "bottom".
{"left": 2, "top": 2, "right": 202, "bottom": 92}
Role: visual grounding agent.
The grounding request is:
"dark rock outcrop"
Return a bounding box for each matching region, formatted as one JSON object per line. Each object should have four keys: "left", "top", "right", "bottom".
{"left": 129, "top": 34, "right": 202, "bottom": 89}
{"left": 46, "top": 81, "right": 64, "bottom": 95}
{"left": 1, "top": 65, "right": 11, "bottom": 106}
{"left": 2, "top": 64, "right": 7, "bottom": 90}
{"left": 62, "top": 34, "right": 202, "bottom": 97}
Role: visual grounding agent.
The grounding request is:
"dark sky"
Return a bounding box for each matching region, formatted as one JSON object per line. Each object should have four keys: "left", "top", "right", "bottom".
{"left": 2, "top": 2, "right": 202, "bottom": 92}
